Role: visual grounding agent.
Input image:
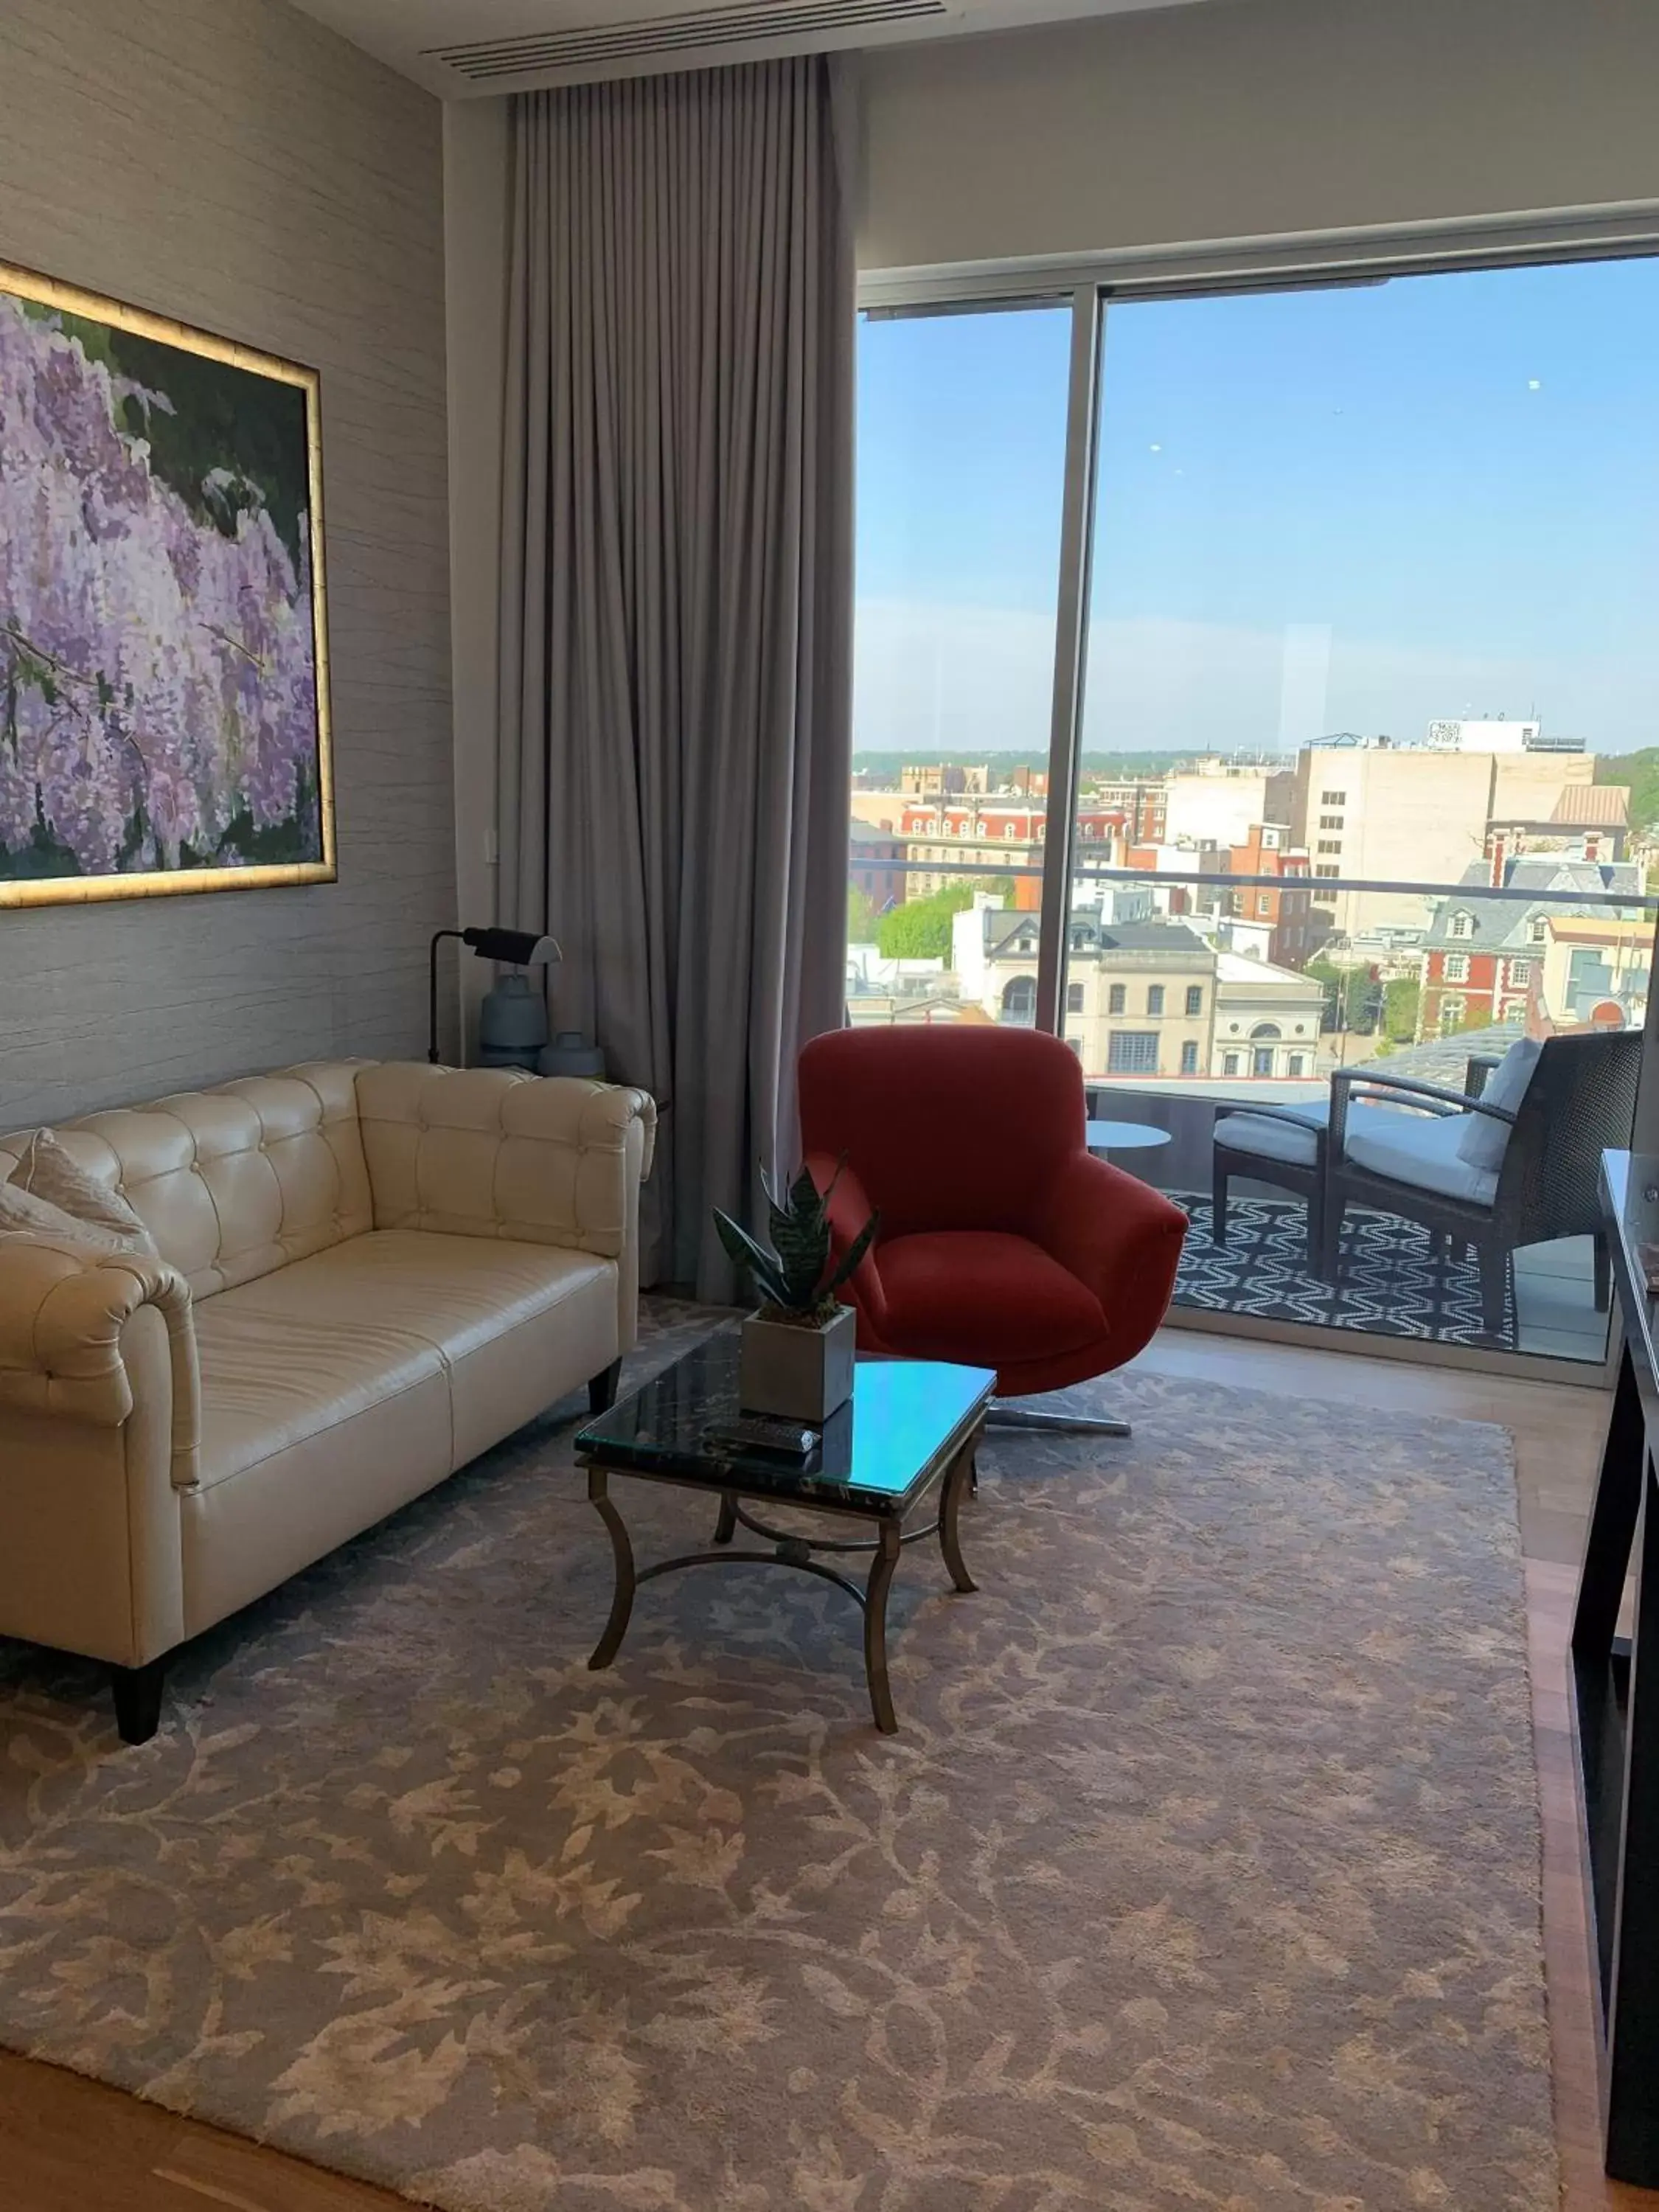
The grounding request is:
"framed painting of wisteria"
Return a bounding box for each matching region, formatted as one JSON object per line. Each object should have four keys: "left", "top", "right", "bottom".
{"left": 0, "top": 261, "right": 333, "bottom": 908}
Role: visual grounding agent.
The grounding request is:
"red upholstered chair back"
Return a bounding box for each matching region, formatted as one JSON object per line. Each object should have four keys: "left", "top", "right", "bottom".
{"left": 798, "top": 1026, "right": 1088, "bottom": 1240}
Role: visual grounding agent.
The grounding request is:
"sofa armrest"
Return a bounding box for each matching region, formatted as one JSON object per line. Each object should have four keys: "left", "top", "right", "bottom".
{"left": 1034, "top": 1152, "right": 1189, "bottom": 1366}
{"left": 0, "top": 1239, "right": 200, "bottom": 1480}
{"left": 355, "top": 1064, "right": 658, "bottom": 1349}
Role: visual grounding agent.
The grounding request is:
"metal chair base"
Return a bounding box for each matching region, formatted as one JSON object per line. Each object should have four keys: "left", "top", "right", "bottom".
{"left": 988, "top": 1407, "right": 1132, "bottom": 1439}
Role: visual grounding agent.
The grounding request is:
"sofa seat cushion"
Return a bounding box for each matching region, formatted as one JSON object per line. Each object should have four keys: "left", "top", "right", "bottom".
{"left": 877, "top": 1230, "right": 1107, "bottom": 1368}
{"left": 1343, "top": 1110, "right": 1498, "bottom": 1207}
{"left": 194, "top": 1230, "right": 616, "bottom": 1488}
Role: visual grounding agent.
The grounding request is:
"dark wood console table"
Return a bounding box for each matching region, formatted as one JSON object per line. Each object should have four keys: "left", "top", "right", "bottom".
{"left": 1573, "top": 1150, "right": 1659, "bottom": 2183}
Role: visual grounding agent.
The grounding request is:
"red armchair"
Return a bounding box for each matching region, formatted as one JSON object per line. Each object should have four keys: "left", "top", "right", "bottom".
{"left": 799, "top": 1026, "right": 1188, "bottom": 1426}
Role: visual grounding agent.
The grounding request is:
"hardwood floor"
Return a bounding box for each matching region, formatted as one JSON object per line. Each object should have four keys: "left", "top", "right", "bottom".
{"left": 0, "top": 1326, "right": 1653, "bottom": 2209}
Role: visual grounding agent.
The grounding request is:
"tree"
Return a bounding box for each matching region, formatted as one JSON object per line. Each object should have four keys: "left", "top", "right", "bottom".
{"left": 1305, "top": 958, "right": 1378, "bottom": 1035}
{"left": 877, "top": 881, "right": 991, "bottom": 961}
{"left": 1596, "top": 748, "right": 1659, "bottom": 837}
{"left": 846, "top": 885, "right": 877, "bottom": 944}
{"left": 1382, "top": 976, "right": 1420, "bottom": 1043}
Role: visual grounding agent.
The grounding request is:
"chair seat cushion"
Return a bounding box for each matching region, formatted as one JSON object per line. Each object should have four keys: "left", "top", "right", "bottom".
{"left": 1216, "top": 1100, "right": 1406, "bottom": 1169}
{"left": 877, "top": 1230, "right": 1107, "bottom": 1367}
{"left": 1343, "top": 1110, "right": 1498, "bottom": 1207}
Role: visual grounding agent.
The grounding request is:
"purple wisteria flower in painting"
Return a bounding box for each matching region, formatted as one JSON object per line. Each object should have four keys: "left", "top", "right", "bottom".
{"left": 0, "top": 284, "right": 324, "bottom": 889}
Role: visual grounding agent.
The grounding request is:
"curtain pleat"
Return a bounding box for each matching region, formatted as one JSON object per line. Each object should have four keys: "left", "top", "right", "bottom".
{"left": 498, "top": 58, "right": 855, "bottom": 1297}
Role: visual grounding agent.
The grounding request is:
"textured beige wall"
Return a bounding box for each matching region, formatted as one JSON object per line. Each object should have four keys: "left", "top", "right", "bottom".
{"left": 0, "top": 0, "right": 453, "bottom": 1127}
{"left": 858, "top": 0, "right": 1659, "bottom": 271}
{"left": 443, "top": 99, "right": 511, "bottom": 1061}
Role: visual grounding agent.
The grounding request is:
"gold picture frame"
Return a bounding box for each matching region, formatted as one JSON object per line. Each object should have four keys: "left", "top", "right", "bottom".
{"left": 0, "top": 260, "right": 334, "bottom": 908}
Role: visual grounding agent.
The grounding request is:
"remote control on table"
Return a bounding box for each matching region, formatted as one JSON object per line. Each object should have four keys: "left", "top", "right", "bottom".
{"left": 710, "top": 1414, "right": 821, "bottom": 1460}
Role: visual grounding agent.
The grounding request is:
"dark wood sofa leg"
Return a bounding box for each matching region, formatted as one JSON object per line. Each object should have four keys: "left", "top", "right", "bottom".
{"left": 111, "top": 1658, "right": 167, "bottom": 1745}
{"left": 588, "top": 1359, "right": 623, "bottom": 1416}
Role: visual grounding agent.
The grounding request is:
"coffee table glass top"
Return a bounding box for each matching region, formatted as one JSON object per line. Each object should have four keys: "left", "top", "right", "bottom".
{"left": 577, "top": 1328, "right": 995, "bottom": 1514}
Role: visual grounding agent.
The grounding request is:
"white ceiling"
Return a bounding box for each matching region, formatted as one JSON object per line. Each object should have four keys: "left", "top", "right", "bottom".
{"left": 289, "top": 0, "right": 1213, "bottom": 99}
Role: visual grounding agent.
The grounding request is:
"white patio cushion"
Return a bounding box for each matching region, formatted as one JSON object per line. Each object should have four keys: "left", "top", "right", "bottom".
{"left": 1215, "top": 1100, "right": 1411, "bottom": 1169}
{"left": 1344, "top": 1107, "right": 1498, "bottom": 1207}
{"left": 1456, "top": 1036, "right": 1540, "bottom": 1171}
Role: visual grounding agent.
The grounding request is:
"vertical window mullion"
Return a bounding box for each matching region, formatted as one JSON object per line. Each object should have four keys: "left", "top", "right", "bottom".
{"left": 1034, "top": 286, "right": 1105, "bottom": 1033}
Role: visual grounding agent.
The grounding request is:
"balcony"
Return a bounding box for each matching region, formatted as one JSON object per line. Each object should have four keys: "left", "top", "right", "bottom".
{"left": 1086, "top": 1025, "right": 1609, "bottom": 1366}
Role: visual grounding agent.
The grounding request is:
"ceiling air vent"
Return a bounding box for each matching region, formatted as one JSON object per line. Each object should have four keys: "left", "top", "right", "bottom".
{"left": 425, "top": 0, "right": 953, "bottom": 82}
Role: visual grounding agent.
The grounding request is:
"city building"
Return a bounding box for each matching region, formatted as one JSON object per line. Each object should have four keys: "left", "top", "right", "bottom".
{"left": 849, "top": 787, "right": 905, "bottom": 832}
{"left": 1523, "top": 914, "right": 1652, "bottom": 1037}
{"left": 954, "top": 900, "right": 1214, "bottom": 1079}
{"left": 848, "top": 819, "right": 906, "bottom": 911}
{"left": 1211, "top": 952, "right": 1327, "bottom": 1079}
{"left": 1087, "top": 776, "right": 1169, "bottom": 844}
{"left": 1425, "top": 716, "right": 1585, "bottom": 754}
{"left": 1118, "top": 839, "right": 1228, "bottom": 921}
{"left": 899, "top": 762, "right": 990, "bottom": 796}
{"left": 1164, "top": 759, "right": 1296, "bottom": 849}
{"left": 1418, "top": 856, "right": 1644, "bottom": 1037}
{"left": 897, "top": 799, "right": 1119, "bottom": 907}
{"left": 900, "top": 799, "right": 1047, "bottom": 906}
{"left": 1484, "top": 785, "right": 1630, "bottom": 869}
{"left": 1290, "top": 742, "right": 1604, "bottom": 937}
{"left": 1225, "top": 823, "right": 1321, "bottom": 969}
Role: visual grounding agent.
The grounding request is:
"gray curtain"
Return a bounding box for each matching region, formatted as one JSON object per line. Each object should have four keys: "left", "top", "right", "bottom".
{"left": 498, "top": 58, "right": 855, "bottom": 1298}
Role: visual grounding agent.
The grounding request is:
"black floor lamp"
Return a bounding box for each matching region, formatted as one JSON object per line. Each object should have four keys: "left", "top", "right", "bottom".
{"left": 428, "top": 927, "right": 560, "bottom": 1065}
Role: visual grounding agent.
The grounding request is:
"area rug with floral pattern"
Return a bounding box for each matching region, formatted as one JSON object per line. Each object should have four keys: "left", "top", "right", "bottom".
{"left": 0, "top": 1307, "right": 1554, "bottom": 2211}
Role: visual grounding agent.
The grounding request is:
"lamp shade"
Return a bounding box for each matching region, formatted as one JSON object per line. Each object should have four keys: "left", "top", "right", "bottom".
{"left": 461, "top": 927, "right": 560, "bottom": 967}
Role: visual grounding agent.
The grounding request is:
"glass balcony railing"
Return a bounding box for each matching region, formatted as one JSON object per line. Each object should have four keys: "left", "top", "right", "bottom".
{"left": 846, "top": 849, "right": 1649, "bottom": 1366}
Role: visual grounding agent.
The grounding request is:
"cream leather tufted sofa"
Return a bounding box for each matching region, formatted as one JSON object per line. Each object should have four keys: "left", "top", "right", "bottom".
{"left": 0, "top": 1060, "right": 655, "bottom": 1742}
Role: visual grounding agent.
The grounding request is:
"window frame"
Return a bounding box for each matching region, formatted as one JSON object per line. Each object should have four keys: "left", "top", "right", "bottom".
{"left": 1107, "top": 1030, "right": 1160, "bottom": 1076}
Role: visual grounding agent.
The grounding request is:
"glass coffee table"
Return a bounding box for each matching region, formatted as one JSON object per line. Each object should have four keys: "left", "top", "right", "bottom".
{"left": 574, "top": 1329, "right": 996, "bottom": 1732}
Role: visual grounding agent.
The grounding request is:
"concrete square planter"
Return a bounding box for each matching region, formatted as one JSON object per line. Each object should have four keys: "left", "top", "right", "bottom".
{"left": 738, "top": 1304, "right": 857, "bottom": 1422}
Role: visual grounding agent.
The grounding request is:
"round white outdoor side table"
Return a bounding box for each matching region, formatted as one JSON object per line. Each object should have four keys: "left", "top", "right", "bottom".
{"left": 1085, "top": 1119, "right": 1173, "bottom": 1162}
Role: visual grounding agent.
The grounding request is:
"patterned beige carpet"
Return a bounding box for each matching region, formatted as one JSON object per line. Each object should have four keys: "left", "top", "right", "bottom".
{"left": 0, "top": 1310, "right": 1554, "bottom": 2211}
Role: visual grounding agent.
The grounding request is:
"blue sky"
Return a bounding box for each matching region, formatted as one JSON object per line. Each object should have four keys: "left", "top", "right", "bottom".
{"left": 854, "top": 258, "right": 1659, "bottom": 757}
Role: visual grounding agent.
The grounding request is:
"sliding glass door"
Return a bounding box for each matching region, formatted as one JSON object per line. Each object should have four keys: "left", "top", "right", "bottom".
{"left": 850, "top": 240, "right": 1659, "bottom": 1372}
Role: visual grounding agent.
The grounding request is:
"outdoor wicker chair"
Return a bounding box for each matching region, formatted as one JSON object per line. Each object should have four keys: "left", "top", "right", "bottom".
{"left": 1320, "top": 1029, "right": 1639, "bottom": 1340}
{"left": 1211, "top": 1057, "right": 1497, "bottom": 1271}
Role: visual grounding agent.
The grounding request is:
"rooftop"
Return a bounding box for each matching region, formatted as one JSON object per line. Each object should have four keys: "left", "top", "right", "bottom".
{"left": 1425, "top": 858, "right": 1643, "bottom": 948}
{"left": 1547, "top": 784, "right": 1630, "bottom": 828}
{"left": 1214, "top": 949, "right": 1307, "bottom": 983}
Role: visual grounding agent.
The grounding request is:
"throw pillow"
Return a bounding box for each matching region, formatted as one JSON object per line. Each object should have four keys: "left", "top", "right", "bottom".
{"left": 0, "top": 1180, "right": 142, "bottom": 1255}
{"left": 1456, "top": 1037, "right": 1543, "bottom": 1172}
{"left": 7, "top": 1130, "right": 158, "bottom": 1256}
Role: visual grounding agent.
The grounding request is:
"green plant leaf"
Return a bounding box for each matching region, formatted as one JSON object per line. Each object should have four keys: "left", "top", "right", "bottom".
{"left": 826, "top": 1208, "right": 880, "bottom": 1295}
{"left": 789, "top": 1162, "right": 826, "bottom": 1224}
{"left": 712, "top": 1209, "right": 792, "bottom": 1309}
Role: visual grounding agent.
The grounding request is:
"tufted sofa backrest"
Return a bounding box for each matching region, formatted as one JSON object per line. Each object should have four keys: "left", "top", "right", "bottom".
{"left": 0, "top": 1063, "right": 375, "bottom": 1299}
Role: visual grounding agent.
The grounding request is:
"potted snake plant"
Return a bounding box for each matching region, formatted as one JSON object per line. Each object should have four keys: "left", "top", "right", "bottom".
{"left": 714, "top": 1163, "right": 877, "bottom": 1422}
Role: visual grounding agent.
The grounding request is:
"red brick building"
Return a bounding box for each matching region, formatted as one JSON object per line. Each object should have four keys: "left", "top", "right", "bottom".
{"left": 1228, "top": 824, "right": 1320, "bottom": 969}
{"left": 897, "top": 801, "right": 1118, "bottom": 912}
{"left": 1418, "top": 857, "right": 1641, "bottom": 1037}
